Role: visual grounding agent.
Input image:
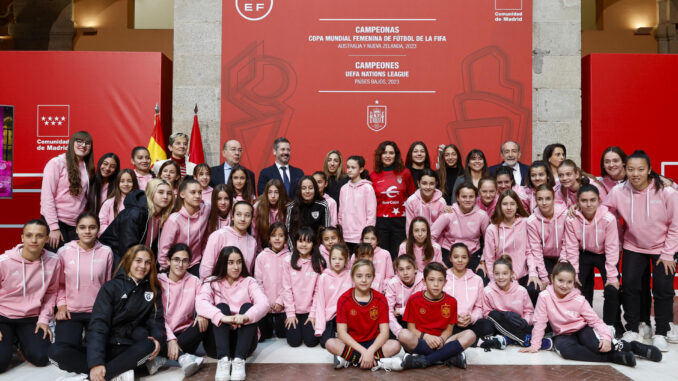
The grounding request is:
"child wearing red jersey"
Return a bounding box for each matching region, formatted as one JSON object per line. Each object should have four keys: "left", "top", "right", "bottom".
{"left": 326, "top": 260, "right": 403, "bottom": 371}
{"left": 399, "top": 262, "right": 476, "bottom": 369}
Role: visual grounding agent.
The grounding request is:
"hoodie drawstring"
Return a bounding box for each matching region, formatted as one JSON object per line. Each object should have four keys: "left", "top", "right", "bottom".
{"left": 540, "top": 217, "right": 545, "bottom": 248}
{"left": 20, "top": 256, "right": 45, "bottom": 297}
{"left": 76, "top": 246, "right": 80, "bottom": 290}
{"left": 501, "top": 226, "right": 506, "bottom": 253}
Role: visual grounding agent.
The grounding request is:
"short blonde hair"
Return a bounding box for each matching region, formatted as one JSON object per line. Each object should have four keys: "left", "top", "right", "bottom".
{"left": 145, "top": 178, "right": 174, "bottom": 226}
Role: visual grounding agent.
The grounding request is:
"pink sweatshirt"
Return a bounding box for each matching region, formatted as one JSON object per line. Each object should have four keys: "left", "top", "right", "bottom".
{"left": 351, "top": 247, "right": 394, "bottom": 292}
{"left": 201, "top": 186, "right": 213, "bottom": 206}
{"left": 526, "top": 204, "right": 568, "bottom": 282}
{"left": 323, "top": 193, "right": 338, "bottom": 226}
{"left": 482, "top": 217, "right": 531, "bottom": 281}
{"left": 404, "top": 189, "right": 447, "bottom": 233}
{"left": 159, "top": 272, "right": 201, "bottom": 340}
{"left": 398, "top": 242, "right": 443, "bottom": 272}
{"left": 56, "top": 241, "right": 112, "bottom": 313}
{"left": 254, "top": 247, "right": 290, "bottom": 308}
{"left": 281, "top": 255, "right": 320, "bottom": 317}
{"left": 476, "top": 194, "right": 498, "bottom": 218}
{"left": 562, "top": 206, "right": 619, "bottom": 278}
{"left": 556, "top": 181, "right": 608, "bottom": 208}
{"left": 481, "top": 280, "right": 534, "bottom": 324}
{"left": 338, "top": 180, "right": 377, "bottom": 243}
{"left": 41, "top": 153, "right": 90, "bottom": 229}
{"left": 443, "top": 268, "right": 484, "bottom": 324}
{"left": 599, "top": 176, "right": 622, "bottom": 194}
{"left": 135, "top": 170, "right": 153, "bottom": 191}
{"left": 158, "top": 204, "right": 210, "bottom": 270}
{"left": 312, "top": 268, "right": 353, "bottom": 335}
{"left": 529, "top": 285, "right": 611, "bottom": 351}
{"left": 385, "top": 272, "right": 425, "bottom": 336}
{"left": 0, "top": 245, "right": 61, "bottom": 324}
{"left": 196, "top": 276, "right": 269, "bottom": 326}
{"left": 98, "top": 196, "right": 125, "bottom": 235}
{"left": 431, "top": 204, "right": 490, "bottom": 252}
{"left": 603, "top": 180, "right": 678, "bottom": 261}
{"left": 200, "top": 226, "right": 256, "bottom": 279}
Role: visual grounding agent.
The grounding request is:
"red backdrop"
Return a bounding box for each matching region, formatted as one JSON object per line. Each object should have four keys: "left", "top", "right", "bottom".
{"left": 222, "top": 0, "right": 533, "bottom": 174}
{"left": 0, "top": 51, "right": 172, "bottom": 244}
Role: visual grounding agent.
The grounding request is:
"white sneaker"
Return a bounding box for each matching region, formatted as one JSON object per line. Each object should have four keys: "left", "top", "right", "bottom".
{"left": 230, "top": 358, "right": 246, "bottom": 381}
{"left": 621, "top": 330, "right": 640, "bottom": 343}
{"left": 110, "top": 369, "right": 134, "bottom": 381}
{"left": 667, "top": 323, "right": 678, "bottom": 344}
{"left": 371, "top": 357, "right": 403, "bottom": 372}
{"left": 178, "top": 353, "right": 204, "bottom": 377}
{"left": 639, "top": 322, "right": 653, "bottom": 340}
{"left": 333, "top": 355, "right": 350, "bottom": 369}
{"left": 56, "top": 372, "right": 88, "bottom": 381}
{"left": 215, "top": 357, "right": 231, "bottom": 381}
{"left": 653, "top": 335, "right": 669, "bottom": 352}
{"left": 145, "top": 355, "right": 167, "bottom": 375}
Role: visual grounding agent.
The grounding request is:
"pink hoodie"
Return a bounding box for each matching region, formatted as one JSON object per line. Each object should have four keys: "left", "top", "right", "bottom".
{"left": 135, "top": 170, "right": 153, "bottom": 191}
{"left": 481, "top": 280, "right": 534, "bottom": 324}
{"left": 0, "top": 245, "right": 61, "bottom": 324}
{"left": 351, "top": 247, "right": 394, "bottom": 293}
{"left": 254, "top": 247, "right": 290, "bottom": 308}
{"left": 398, "top": 242, "right": 443, "bottom": 272}
{"left": 41, "top": 153, "right": 90, "bottom": 230}
{"left": 385, "top": 272, "right": 425, "bottom": 336}
{"left": 443, "top": 268, "right": 484, "bottom": 324}
{"left": 556, "top": 181, "right": 608, "bottom": 208}
{"left": 196, "top": 276, "right": 269, "bottom": 326}
{"left": 200, "top": 226, "right": 256, "bottom": 279}
{"left": 599, "top": 176, "right": 622, "bottom": 194}
{"left": 56, "top": 241, "right": 112, "bottom": 313}
{"left": 201, "top": 186, "right": 213, "bottom": 206}
{"left": 281, "top": 255, "right": 320, "bottom": 317}
{"left": 338, "top": 180, "right": 377, "bottom": 243}
{"left": 562, "top": 206, "right": 619, "bottom": 278}
{"left": 476, "top": 194, "right": 498, "bottom": 218}
{"left": 482, "top": 217, "right": 532, "bottom": 281}
{"left": 98, "top": 197, "right": 125, "bottom": 235}
{"left": 527, "top": 204, "right": 568, "bottom": 282}
{"left": 312, "top": 268, "right": 353, "bottom": 336}
{"left": 323, "top": 193, "right": 338, "bottom": 226}
{"left": 404, "top": 189, "right": 447, "bottom": 233}
{"left": 603, "top": 180, "right": 678, "bottom": 261}
{"left": 158, "top": 204, "right": 210, "bottom": 270}
{"left": 431, "top": 204, "right": 490, "bottom": 252}
{"left": 159, "top": 272, "right": 201, "bottom": 340}
{"left": 529, "top": 285, "right": 611, "bottom": 351}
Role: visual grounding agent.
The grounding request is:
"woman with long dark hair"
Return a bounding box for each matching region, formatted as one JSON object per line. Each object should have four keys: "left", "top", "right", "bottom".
{"left": 405, "top": 141, "right": 432, "bottom": 188}
{"left": 87, "top": 153, "right": 120, "bottom": 215}
{"left": 285, "top": 176, "right": 331, "bottom": 248}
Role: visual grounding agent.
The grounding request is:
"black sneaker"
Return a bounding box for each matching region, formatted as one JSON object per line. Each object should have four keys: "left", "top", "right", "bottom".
{"left": 402, "top": 354, "right": 429, "bottom": 369}
{"left": 444, "top": 352, "right": 467, "bottom": 369}
{"left": 612, "top": 351, "right": 637, "bottom": 367}
{"left": 479, "top": 335, "right": 507, "bottom": 351}
{"left": 630, "top": 340, "right": 663, "bottom": 362}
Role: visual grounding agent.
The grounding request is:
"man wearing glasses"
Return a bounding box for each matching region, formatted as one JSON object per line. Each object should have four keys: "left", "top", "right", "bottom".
{"left": 210, "top": 139, "right": 256, "bottom": 187}
{"left": 488, "top": 140, "right": 530, "bottom": 186}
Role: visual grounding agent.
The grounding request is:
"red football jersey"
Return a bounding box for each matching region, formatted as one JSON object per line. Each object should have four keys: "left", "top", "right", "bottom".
{"left": 403, "top": 291, "right": 457, "bottom": 336}
{"left": 337, "top": 288, "right": 389, "bottom": 343}
{"left": 370, "top": 169, "right": 416, "bottom": 218}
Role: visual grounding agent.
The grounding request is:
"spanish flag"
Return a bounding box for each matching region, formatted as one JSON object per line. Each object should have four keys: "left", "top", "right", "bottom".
{"left": 148, "top": 104, "right": 167, "bottom": 163}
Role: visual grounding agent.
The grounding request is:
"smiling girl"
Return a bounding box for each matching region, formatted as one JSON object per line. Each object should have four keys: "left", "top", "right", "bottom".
{"left": 201, "top": 201, "right": 256, "bottom": 278}
{"left": 98, "top": 169, "right": 139, "bottom": 234}
{"left": 404, "top": 169, "right": 446, "bottom": 233}
{"left": 87, "top": 153, "right": 120, "bottom": 215}
{"left": 227, "top": 165, "right": 256, "bottom": 203}
{"left": 253, "top": 179, "right": 288, "bottom": 250}
{"left": 556, "top": 159, "right": 607, "bottom": 207}
{"left": 405, "top": 141, "right": 432, "bottom": 188}
{"left": 322, "top": 150, "right": 348, "bottom": 204}
{"left": 312, "top": 244, "right": 353, "bottom": 347}
{"left": 193, "top": 163, "right": 213, "bottom": 205}
{"left": 131, "top": 146, "right": 153, "bottom": 190}
{"left": 526, "top": 184, "right": 567, "bottom": 284}
{"left": 285, "top": 176, "right": 331, "bottom": 247}
{"left": 385, "top": 255, "right": 425, "bottom": 337}
{"left": 207, "top": 184, "right": 233, "bottom": 235}
{"left": 339, "top": 156, "right": 376, "bottom": 251}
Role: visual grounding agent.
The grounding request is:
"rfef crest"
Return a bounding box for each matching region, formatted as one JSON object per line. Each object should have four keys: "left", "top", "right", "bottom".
{"left": 441, "top": 303, "right": 452, "bottom": 319}
{"left": 369, "top": 305, "right": 379, "bottom": 320}
{"left": 236, "top": 0, "right": 273, "bottom": 21}
{"left": 367, "top": 103, "right": 387, "bottom": 132}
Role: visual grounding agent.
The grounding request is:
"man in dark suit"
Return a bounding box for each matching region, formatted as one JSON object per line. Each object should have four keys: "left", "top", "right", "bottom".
{"left": 257, "top": 137, "right": 304, "bottom": 196}
{"left": 209, "top": 139, "right": 256, "bottom": 187}
{"left": 488, "top": 140, "right": 530, "bottom": 186}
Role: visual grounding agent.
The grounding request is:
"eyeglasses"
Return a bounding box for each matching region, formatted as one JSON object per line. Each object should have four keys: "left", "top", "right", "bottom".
{"left": 74, "top": 139, "right": 92, "bottom": 147}
{"left": 170, "top": 257, "right": 190, "bottom": 265}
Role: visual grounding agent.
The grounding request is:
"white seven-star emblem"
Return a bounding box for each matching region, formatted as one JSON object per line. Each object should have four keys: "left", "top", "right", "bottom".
{"left": 392, "top": 207, "right": 400, "bottom": 216}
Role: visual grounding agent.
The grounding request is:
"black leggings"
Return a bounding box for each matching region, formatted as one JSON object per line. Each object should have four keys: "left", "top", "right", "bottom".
{"left": 258, "top": 313, "right": 286, "bottom": 341}
{"left": 376, "top": 217, "right": 406, "bottom": 260}
{"left": 578, "top": 250, "right": 620, "bottom": 326}
{"left": 203, "top": 303, "right": 258, "bottom": 360}
{"left": 55, "top": 312, "right": 91, "bottom": 345}
{"left": 452, "top": 318, "right": 495, "bottom": 340}
{"left": 442, "top": 248, "right": 489, "bottom": 284}
{"left": 41, "top": 216, "right": 78, "bottom": 251}
{"left": 187, "top": 264, "right": 200, "bottom": 278}
{"left": 319, "top": 318, "right": 337, "bottom": 348}
{"left": 517, "top": 276, "right": 541, "bottom": 307}
{"left": 554, "top": 326, "right": 615, "bottom": 362}
{"left": 160, "top": 324, "right": 204, "bottom": 357}
{"left": 284, "top": 313, "right": 319, "bottom": 347}
{"left": 49, "top": 338, "right": 155, "bottom": 380}
{"left": 486, "top": 310, "right": 533, "bottom": 345}
{"left": 0, "top": 316, "right": 51, "bottom": 372}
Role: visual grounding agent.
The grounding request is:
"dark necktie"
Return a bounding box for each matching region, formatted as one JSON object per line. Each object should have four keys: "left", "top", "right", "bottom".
{"left": 281, "top": 166, "right": 291, "bottom": 194}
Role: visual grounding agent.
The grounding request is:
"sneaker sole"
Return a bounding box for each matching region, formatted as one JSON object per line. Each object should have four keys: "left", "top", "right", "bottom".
{"left": 183, "top": 362, "right": 201, "bottom": 377}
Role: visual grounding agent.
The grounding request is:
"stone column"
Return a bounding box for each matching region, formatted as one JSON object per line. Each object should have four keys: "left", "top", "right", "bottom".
{"left": 656, "top": 0, "right": 678, "bottom": 54}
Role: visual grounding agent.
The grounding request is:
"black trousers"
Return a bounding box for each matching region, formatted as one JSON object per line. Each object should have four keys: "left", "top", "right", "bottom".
{"left": 187, "top": 264, "right": 200, "bottom": 278}
{"left": 41, "top": 216, "right": 78, "bottom": 251}
{"left": 258, "top": 312, "right": 286, "bottom": 341}
{"left": 543, "top": 257, "right": 558, "bottom": 278}
{"left": 319, "top": 318, "right": 337, "bottom": 348}
{"left": 376, "top": 217, "right": 406, "bottom": 260}
{"left": 452, "top": 318, "right": 495, "bottom": 339}
{"left": 517, "top": 276, "right": 541, "bottom": 307}
{"left": 0, "top": 316, "right": 51, "bottom": 372}
{"left": 55, "top": 312, "right": 91, "bottom": 346}
{"left": 578, "top": 250, "right": 620, "bottom": 326}
{"left": 554, "top": 326, "right": 614, "bottom": 362}
{"left": 160, "top": 324, "right": 204, "bottom": 357}
{"left": 621, "top": 249, "right": 675, "bottom": 335}
{"left": 284, "top": 313, "right": 319, "bottom": 347}
{"left": 486, "top": 310, "right": 533, "bottom": 345}
{"left": 203, "top": 303, "right": 258, "bottom": 360}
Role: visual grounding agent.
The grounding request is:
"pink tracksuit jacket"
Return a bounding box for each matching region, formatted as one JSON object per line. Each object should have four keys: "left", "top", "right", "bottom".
{"left": 556, "top": 181, "right": 608, "bottom": 208}
{"left": 385, "top": 272, "right": 425, "bottom": 336}
{"left": 603, "top": 180, "right": 678, "bottom": 261}
{"left": 397, "top": 242, "right": 443, "bottom": 272}
{"left": 200, "top": 226, "right": 256, "bottom": 279}
{"left": 338, "top": 179, "right": 377, "bottom": 243}
{"left": 196, "top": 276, "right": 269, "bottom": 326}
{"left": 323, "top": 193, "right": 338, "bottom": 226}
{"left": 529, "top": 285, "right": 611, "bottom": 351}
{"left": 201, "top": 186, "right": 213, "bottom": 206}
{"left": 0, "top": 245, "right": 61, "bottom": 324}
{"left": 135, "top": 170, "right": 153, "bottom": 191}
{"left": 349, "top": 247, "right": 394, "bottom": 293}
{"left": 41, "top": 153, "right": 90, "bottom": 230}
{"left": 56, "top": 241, "right": 112, "bottom": 313}
{"left": 526, "top": 204, "right": 568, "bottom": 282}
{"left": 482, "top": 217, "right": 532, "bottom": 281}
{"left": 312, "top": 268, "right": 353, "bottom": 336}
{"left": 98, "top": 197, "right": 125, "bottom": 235}
{"left": 404, "top": 189, "right": 447, "bottom": 233}
{"left": 443, "top": 268, "right": 484, "bottom": 324}
{"left": 481, "top": 280, "right": 534, "bottom": 324}
{"left": 476, "top": 194, "right": 498, "bottom": 219}
{"left": 431, "top": 204, "right": 490, "bottom": 252}
{"left": 561, "top": 206, "right": 619, "bottom": 278}
{"left": 254, "top": 247, "right": 290, "bottom": 309}
{"left": 159, "top": 272, "right": 201, "bottom": 340}
{"left": 281, "top": 255, "right": 320, "bottom": 317}
{"left": 158, "top": 204, "right": 210, "bottom": 270}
